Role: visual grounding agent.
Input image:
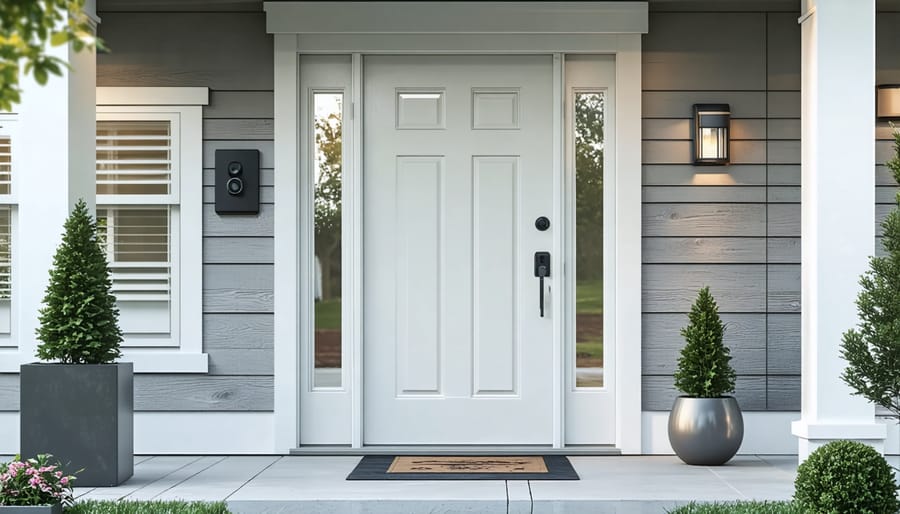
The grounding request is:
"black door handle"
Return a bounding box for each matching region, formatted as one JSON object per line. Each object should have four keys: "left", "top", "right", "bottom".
{"left": 534, "top": 252, "right": 550, "bottom": 317}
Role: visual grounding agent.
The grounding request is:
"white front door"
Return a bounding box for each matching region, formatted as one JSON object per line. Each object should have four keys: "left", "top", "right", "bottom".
{"left": 364, "top": 55, "right": 555, "bottom": 445}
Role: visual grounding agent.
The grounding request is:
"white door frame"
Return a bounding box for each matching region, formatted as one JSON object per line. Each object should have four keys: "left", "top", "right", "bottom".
{"left": 268, "top": 1, "right": 647, "bottom": 454}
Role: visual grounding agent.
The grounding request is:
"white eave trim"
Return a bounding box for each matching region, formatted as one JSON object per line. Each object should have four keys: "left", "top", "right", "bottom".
{"left": 264, "top": 2, "right": 649, "bottom": 35}
{"left": 96, "top": 87, "right": 210, "bottom": 106}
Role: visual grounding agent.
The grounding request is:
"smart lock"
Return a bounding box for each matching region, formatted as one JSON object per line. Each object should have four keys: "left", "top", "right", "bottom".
{"left": 534, "top": 252, "right": 550, "bottom": 317}
{"left": 215, "top": 149, "right": 260, "bottom": 214}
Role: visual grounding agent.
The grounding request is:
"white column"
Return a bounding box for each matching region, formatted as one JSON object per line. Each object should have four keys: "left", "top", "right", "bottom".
{"left": 15, "top": 10, "right": 98, "bottom": 365}
{"left": 791, "top": 0, "right": 885, "bottom": 461}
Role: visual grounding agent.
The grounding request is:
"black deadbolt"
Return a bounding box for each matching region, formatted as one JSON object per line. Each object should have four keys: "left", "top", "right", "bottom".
{"left": 535, "top": 216, "right": 551, "bottom": 231}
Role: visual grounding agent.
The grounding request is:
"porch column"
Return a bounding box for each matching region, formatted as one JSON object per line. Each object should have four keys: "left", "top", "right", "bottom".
{"left": 15, "top": 4, "right": 98, "bottom": 364}
{"left": 791, "top": 0, "right": 885, "bottom": 460}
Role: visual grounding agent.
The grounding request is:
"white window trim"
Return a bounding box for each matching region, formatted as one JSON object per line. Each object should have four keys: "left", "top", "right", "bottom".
{"left": 97, "top": 87, "right": 208, "bottom": 373}
{"left": 0, "top": 114, "right": 19, "bottom": 355}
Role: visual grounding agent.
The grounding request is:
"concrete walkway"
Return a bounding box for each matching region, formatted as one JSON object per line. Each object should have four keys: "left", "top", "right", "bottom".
{"left": 15, "top": 454, "right": 803, "bottom": 513}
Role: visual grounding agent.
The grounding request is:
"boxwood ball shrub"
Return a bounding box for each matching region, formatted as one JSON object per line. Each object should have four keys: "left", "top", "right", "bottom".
{"left": 794, "top": 440, "right": 900, "bottom": 514}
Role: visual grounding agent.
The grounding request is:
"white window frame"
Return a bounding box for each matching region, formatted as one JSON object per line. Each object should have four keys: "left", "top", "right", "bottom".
{"left": 0, "top": 114, "right": 19, "bottom": 352}
{"left": 97, "top": 87, "right": 208, "bottom": 373}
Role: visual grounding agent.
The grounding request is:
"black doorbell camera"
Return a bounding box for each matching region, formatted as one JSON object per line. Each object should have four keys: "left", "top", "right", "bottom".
{"left": 216, "top": 150, "right": 259, "bottom": 214}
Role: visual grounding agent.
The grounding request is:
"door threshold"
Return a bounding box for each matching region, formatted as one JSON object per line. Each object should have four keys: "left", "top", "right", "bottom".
{"left": 289, "top": 445, "right": 621, "bottom": 456}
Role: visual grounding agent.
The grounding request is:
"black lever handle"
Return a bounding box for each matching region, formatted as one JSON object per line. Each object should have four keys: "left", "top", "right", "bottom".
{"left": 534, "top": 252, "right": 550, "bottom": 317}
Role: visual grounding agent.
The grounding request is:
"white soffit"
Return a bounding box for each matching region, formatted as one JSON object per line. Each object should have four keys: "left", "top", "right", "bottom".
{"left": 264, "top": 2, "right": 649, "bottom": 35}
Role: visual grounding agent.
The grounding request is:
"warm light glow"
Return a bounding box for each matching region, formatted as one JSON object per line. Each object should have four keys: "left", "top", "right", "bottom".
{"left": 691, "top": 173, "right": 736, "bottom": 186}
{"left": 700, "top": 127, "right": 727, "bottom": 160}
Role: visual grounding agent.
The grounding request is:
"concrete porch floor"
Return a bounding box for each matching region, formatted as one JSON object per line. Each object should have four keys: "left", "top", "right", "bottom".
{"left": 9, "top": 454, "right": 809, "bottom": 513}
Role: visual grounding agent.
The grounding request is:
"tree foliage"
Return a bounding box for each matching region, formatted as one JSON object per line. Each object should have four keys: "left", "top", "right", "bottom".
{"left": 575, "top": 93, "right": 604, "bottom": 281}
{"left": 36, "top": 199, "right": 123, "bottom": 364}
{"left": 0, "top": 0, "right": 100, "bottom": 111}
{"left": 841, "top": 128, "right": 900, "bottom": 417}
{"left": 314, "top": 100, "right": 342, "bottom": 301}
{"left": 674, "top": 287, "right": 736, "bottom": 398}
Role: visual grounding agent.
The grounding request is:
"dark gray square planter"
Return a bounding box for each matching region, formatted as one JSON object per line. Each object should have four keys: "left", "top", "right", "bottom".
{"left": 20, "top": 363, "right": 133, "bottom": 487}
{"left": 0, "top": 505, "right": 62, "bottom": 514}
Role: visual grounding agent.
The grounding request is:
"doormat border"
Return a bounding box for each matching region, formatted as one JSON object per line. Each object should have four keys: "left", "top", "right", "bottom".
{"left": 346, "top": 455, "right": 579, "bottom": 480}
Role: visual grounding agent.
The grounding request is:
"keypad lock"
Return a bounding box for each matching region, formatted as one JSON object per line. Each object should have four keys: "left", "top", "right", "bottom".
{"left": 534, "top": 252, "right": 550, "bottom": 317}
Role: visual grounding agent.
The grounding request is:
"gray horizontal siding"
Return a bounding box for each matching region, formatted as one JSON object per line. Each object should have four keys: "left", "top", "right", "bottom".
{"left": 641, "top": 11, "right": 801, "bottom": 412}
{"left": 97, "top": 13, "right": 272, "bottom": 90}
{"left": 93, "top": 9, "right": 276, "bottom": 412}
{"left": 0, "top": 374, "right": 274, "bottom": 411}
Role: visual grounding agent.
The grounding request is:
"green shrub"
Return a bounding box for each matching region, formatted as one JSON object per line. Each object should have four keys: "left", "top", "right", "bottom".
{"left": 669, "top": 502, "right": 803, "bottom": 514}
{"left": 673, "top": 286, "right": 736, "bottom": 398}
{"left": 67, "top": 500, "right": 230, "bottom": 513}
{"left": 841, "top": 128, "right": 900, "bottom": 417}
{"left": 36, "top": 199, "right": 123, "bottom": 364}
{"left": 794, "top": 440, "right": 899, "bottom": 514}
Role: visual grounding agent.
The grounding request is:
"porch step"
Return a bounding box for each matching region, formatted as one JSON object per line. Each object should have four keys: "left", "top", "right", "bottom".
{"left": 226, "top": 498, "right": 690, "bottom": 514}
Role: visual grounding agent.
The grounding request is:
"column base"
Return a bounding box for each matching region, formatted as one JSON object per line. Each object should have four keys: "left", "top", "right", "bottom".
{"left": 792, "top": 420, "right": 886, "bottom": 462}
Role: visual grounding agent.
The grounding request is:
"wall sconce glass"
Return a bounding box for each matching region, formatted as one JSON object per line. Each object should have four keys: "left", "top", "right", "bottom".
{"left": 693, "top": 104, "right": 730, "bottom": 165}
{"left": 877, "top": 85, "right": 900, "bottom": 120}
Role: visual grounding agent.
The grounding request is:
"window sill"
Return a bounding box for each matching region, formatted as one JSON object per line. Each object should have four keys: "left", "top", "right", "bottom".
{"left": 0, "top": 350, "right": 209, "bottom": 373}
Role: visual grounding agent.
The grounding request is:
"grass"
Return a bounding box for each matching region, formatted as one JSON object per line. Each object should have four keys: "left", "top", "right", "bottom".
{"left": 576, "top": 279, "right": 603, "bottom": 315}
{"left": 669, "top": 502, "right": 804, "bottom": 514}
{"left": 67, "top": 500, "right": 230, "bottom": 513}
{"left": 315, "top": 298, "right": 341, "bottom": 330}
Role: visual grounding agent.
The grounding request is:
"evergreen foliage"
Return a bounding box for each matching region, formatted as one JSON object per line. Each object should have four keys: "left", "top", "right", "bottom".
{"left": 674, "top": 287, "right": 736, "bottom": 398}
{"left": 793, "top": 440, "right": 900, "bottom": 514}
{"left": 35, "top": 200, "right": 122, "bottom": 364}
{"left": 841, "top": 128, "right": 900, "bottom": 417}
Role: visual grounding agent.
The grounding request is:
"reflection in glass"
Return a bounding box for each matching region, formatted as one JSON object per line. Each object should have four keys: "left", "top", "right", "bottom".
{"left": 314, "top": 93, "right": 343, "bottom": 388}
{"left": 574, "top": 92, "right": 604, "bottom": 388}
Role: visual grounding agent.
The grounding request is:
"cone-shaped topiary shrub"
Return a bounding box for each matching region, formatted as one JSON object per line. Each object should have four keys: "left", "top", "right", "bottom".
{"left": 794, "top": 440, "right": 900, "bottom": 514}
{"left": 674, "top": 286, "right": 736, "bottom": 398}
{"left": 35, "top": 199, "right": 123, "bottom": 364}
{"left": 841, "top": 127, "right": 900, "bottom": 417}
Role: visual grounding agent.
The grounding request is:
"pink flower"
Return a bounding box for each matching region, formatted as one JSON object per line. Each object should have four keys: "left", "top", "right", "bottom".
{"left": 59, "top": 477, "right": 69, "bottom": 485}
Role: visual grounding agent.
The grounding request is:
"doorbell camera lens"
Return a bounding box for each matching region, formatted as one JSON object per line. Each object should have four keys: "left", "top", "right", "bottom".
{"left": 227, "top": 161, "right": 243, "bottom": 176}
{"left": 226, "top": 177, "right": 244, "bottom": 195}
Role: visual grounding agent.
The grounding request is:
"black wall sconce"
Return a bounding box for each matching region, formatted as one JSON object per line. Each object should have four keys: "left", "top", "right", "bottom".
{"left": 693, "top": 104, "right": 731, "bottom": 165}
{"left": 877, "top": 85, "right": 900, "bottom": 121}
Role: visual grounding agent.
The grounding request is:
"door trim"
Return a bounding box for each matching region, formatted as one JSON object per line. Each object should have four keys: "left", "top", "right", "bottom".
{"left": 270, "top": 2, "right": 646, "bottom": 454}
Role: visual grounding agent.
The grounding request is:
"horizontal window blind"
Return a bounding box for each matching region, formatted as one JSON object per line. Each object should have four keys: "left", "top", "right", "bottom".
{"left": 97, "top": 120, "right": 172, "bottom": 196}
{"left": 0, "top": 136, "right": 10, "bottom": 195}
{"left": 0, "top": 207, "right": 10, "bottom": 300}
{"left": 97, "top": 207, "right": 170, "bottom": 303}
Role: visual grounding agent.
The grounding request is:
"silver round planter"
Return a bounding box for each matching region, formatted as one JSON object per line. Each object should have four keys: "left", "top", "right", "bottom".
{"left": 668, "top": 396, "right": 744, "bottom": 466}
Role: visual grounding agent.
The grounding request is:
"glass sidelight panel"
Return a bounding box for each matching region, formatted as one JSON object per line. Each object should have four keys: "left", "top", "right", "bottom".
{"left": 313, "top": 92, "right": 343, "bottom": 388}
{"left": 574, "top": 91, "right": 604, "bottom": 388}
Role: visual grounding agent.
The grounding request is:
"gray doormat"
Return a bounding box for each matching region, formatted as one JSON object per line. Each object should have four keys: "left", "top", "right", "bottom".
{"left": 346, "top": 455, "right": 579, "bottom": 480}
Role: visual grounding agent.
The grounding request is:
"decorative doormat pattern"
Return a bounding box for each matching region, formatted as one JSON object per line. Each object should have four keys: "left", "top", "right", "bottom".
{"left": 346, "top": 455, "right": 579, "bottom": 480}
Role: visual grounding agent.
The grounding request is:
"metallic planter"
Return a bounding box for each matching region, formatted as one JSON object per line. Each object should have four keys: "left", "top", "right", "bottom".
{"left": 668, "top": 396, "right": 744, "bottom": 466}
{"left": 20, "top": 363, "right": 133, "bottom": 486}
{"left": 0, "top": 505, "right": 62, "bottom": 514}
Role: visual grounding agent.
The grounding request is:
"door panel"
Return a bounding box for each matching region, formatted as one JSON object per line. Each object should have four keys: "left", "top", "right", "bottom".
{"left": 364, "top": 55, "right": 554, "bottom": 444}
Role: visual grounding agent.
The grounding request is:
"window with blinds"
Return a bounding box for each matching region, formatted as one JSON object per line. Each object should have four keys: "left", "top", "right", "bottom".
{"left": 96, "top": 117, "right": 176, "bottom": 338}
{"left": 0, "top": 135, "right": 10, "bottom": 195}
{"left": 96, "top": 120, "right": 172, "bottom": 197}
{"left": 0, "top": 116, "right": 16, "bottom": 340}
